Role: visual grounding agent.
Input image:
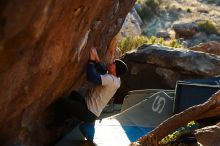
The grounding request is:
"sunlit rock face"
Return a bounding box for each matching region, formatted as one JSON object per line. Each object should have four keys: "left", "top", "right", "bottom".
{"left": 119, "top": 7, "right": 143, "bottom": 38}
{"left": 0, "top": 0, "right": 135, "bottom": 145}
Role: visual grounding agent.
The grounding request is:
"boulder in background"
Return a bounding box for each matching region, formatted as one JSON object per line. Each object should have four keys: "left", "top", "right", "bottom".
{"left": 116, "top": 44, "right": 220, "bottom": 98}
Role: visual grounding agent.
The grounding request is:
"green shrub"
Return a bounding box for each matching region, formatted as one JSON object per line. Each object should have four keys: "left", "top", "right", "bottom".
{"left": 186, "top": 8, "right": 192, "bottom": 13}
{"left": 197, "top": 20, "right": 219, "bottom": 34}
{"left": 136, "top": 0, "right": 161, "bottom": 20}
{"left": 167, "top": 39, "right": 182, "bottom": 48}
{"left": 136, "top": 6, "right": 153, "bottom": 20}
{"left": 207, "top": 0, "right": 216, "bottom": 4}
{"left": 148, "top": 36, "right": 157, "bottom": 44}
{"left": 145, "top": 0, "right": 160, "bottom": 10}
{"left": 117, "top": 36, "right": 149, "bottom": 54}
{"left": 136, "top": 0, "right": 143, "bottom": 4}
{"left": 160, "top": 121, "right": 199, "bottom": 145}
{"left": 148, "top": 36, "right": 182, "bottom": 48}
{"left": 117, "top": 36, "right": 183, "bottom": 54}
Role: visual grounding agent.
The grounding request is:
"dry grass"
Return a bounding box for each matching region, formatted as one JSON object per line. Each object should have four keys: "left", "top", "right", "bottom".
{"left": 117, "top": 36, "right": 183, "bottom": 54}
{"left": 197, "top": 20, "right": 219, "bottom": 34}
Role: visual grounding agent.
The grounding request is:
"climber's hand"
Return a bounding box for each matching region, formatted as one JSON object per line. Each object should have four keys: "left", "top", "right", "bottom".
{"left": 90, "top": 47, "right": 100, "bottom": 62}
{"left": 90, "top": 47, "right": 97, "bottom": 61}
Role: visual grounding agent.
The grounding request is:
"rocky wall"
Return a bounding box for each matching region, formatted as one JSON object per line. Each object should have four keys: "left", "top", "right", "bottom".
{"left": 0, "top": 0, "right": 135, "bottom": 145}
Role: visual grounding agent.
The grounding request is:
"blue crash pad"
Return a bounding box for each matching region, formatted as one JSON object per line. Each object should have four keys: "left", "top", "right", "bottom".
{"left": 80, "top": 91, "right": 173, "bottom": 146}
{"left": 174, "top": 83, "right": 220, "bottom": 113}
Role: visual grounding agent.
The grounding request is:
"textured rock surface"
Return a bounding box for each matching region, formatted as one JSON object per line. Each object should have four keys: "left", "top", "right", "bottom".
{"left": 173, "top": 22, "right": 198, "bottom": 38}
{"left": 195, "top": 122, "right": 220, "bottom": 146}
{"left": 119, "top": 7, "right": 142, "bottom": 38}
{"left": 117, "top": 44, "right": 220, "bottom": 98}
{"left": 190, "top": 41, "right": 220, "bottom": 56}
{"left": 156, "top": 31, "right": 171, "bottom": 39}
{"left": 0, "top": 0, "right": 135, "bottom": 145}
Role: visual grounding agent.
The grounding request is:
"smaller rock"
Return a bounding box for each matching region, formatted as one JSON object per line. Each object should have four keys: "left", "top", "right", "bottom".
{"left": 195, "top": 123, "right": 220, "bottom": 146}
{"left": 197, "top": 9, "right": 209, "bottom": 14}
{"left": 209, "top": 34, "right": 220, "bottom": 42}
{"left": 156, "top": 31, "right": 170, "bottom": 40}
{"left": 185, "top": 32, "right": 209, "bottom": 47}
{"left": 190, "top": 41, "right": 220, "bottom": 56}
{"left": 173, "top": 22, "right": 198, "bottom": 39}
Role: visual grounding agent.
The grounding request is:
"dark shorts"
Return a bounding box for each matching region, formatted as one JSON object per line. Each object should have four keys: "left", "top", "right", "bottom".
{"left": 68, "top": 91, "right": 97, "bottom": 123}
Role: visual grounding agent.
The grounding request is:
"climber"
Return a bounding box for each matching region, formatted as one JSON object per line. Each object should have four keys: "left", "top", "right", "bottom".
{"left": 67, "top": 47, "right": 128, "bottom": 123}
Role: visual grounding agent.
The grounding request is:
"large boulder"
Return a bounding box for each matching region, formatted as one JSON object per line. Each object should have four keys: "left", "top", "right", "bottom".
{"left": 0, "top": 0, "right": 135, "bottom": 145}
{"left": 117, "top": 44, "right": 220, "bottom": 98}
{"left": 190, "top": 41, "right": 220, "bottom": 56}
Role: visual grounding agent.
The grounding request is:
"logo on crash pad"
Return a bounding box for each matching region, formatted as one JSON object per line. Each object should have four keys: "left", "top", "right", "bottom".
{"left": 215, "top": 80, "right": 220, "bottom": 87}
{"left": 152, "top": 95, "right": 166, "bottom": 114}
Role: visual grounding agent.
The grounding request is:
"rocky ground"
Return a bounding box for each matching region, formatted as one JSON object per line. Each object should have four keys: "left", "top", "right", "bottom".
{"left": 143, "top": 0, "right": 220, "bottom": 35}
{"left": 139, "top": 0, "right": 220, "bottom": 47}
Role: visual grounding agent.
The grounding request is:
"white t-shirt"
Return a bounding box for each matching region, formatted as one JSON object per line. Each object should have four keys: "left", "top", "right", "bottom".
{"left": 85, "top": 74, "right": 121, "bottom": 117}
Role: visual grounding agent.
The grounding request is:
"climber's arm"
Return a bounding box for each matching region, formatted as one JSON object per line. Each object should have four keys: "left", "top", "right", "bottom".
{"left": 95, "top": 62, "right": 107, "bottom": 74}
{"left": 87, "top": 62, "right": 102, "bottom": 85}
{"left": 87, "top": 47, "right": 102, "bottom": 84}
